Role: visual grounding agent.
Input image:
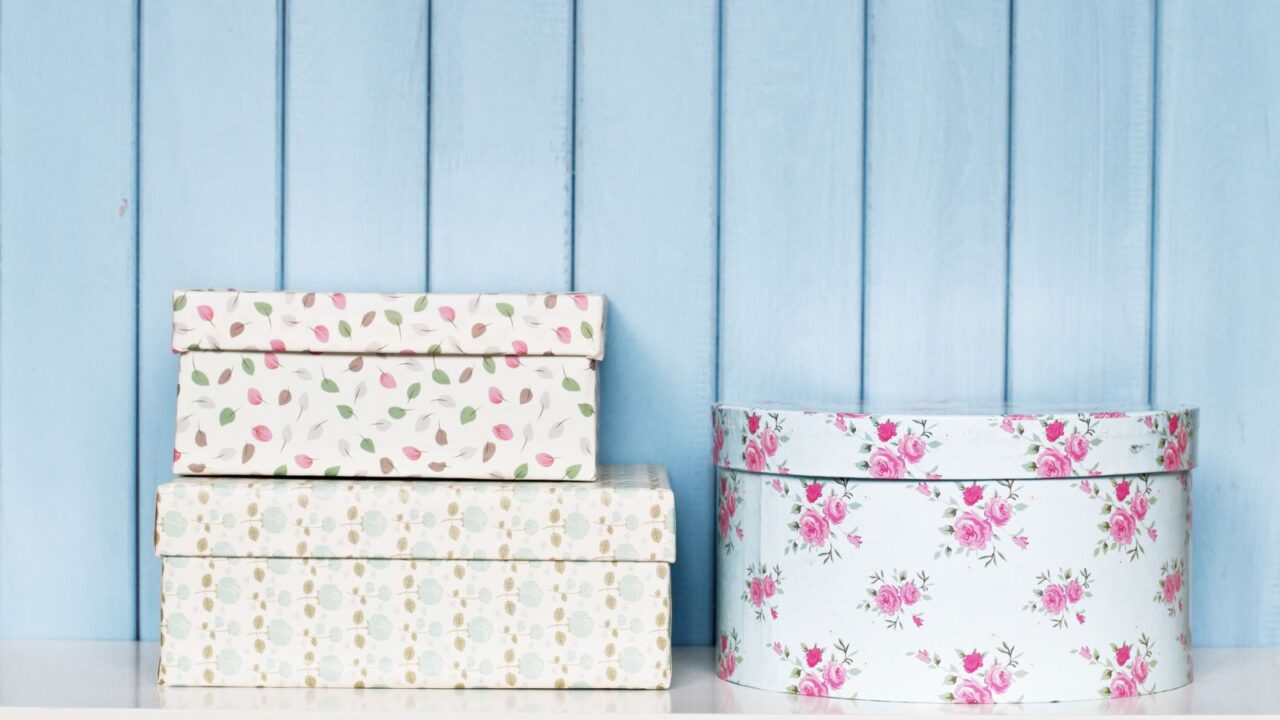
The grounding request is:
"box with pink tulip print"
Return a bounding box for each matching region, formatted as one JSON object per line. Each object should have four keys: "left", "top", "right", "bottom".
{"left": 713, "top": 402, "right": 1195, "bottom": 703}
{"left": 171, "top": 290, "right": 604, "bottom": 481}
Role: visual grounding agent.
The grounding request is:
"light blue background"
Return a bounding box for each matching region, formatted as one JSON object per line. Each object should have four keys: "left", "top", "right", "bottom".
{"left": 0, "top": 0, "right": 1276, "bottom": 648}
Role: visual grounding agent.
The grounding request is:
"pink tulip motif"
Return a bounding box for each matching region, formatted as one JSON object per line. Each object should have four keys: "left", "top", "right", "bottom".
{"left": 554, "top": 326, "right": 571, "bottom": 344}
{"left": 439, "top": 306, "right": 457, "bottom": 327}
{"left": 493, "top": 424, "right": 514, "bottom": 441}
{"left": 264, "top": 353, "right": 280, "bottom": 370}
{"left": 313, "top": 325, "right": 330, "bottom": 343}
{"left": 572, "top": 294, "right": 589, "bottom": 310}
{"left": 294, "top": 454, "right": 314, "bottom": 469}
{"left": 247, "top": 388, "right": 263, "bottom": 405}
{"left": 330, "top": 292, "right": 347, "bottom": 309}
{"left": 270, "top": 339, "right": 286, "bottom": 352}
{"left": 536, "top": 453, "right": 554, "bottom": 468}
{"left": 402, "top": 446, "right": 422, "bottom": 461}
{"left": 379, "top": 371, "right": 396, "bottom": 389}
{"left": 197, "top": 305, "right": 214, "bottom": 323}
{"left": 488, "top": 387, "right": 504, "bottom": 404}
{"left": 252, "top": 425, "right": 272, "bottom": 442}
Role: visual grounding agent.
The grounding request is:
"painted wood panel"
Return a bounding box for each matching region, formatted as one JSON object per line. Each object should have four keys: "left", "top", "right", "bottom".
{"left": 719, "top": 0, "right": 865, "bottom": 405}
{"left": 284, "top": 0, "right": 428, "bottom": 291}
{"left": 0, "top": 0, "right": 138, "bottom": 638}
{"left": 574, "top": 0, "right": 718, "bottom": 646}
{"left": 861, "top": 0, "right": 1009, "bottom": 404}
{"left": 1155, "top": 0, "right": 1280, "bottom": 647}
{"left": 136, "top": 0, "right": 282, "bottom": 640}
{"left": 427, "top": 0, "right": 573, "bottom": 292}
{"left": 1007, "top": 0, "right": 1155, "bottom": 405}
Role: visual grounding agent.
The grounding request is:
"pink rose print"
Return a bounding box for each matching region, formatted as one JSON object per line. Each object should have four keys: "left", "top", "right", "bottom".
{"left": 1007, "top": 413, "right": 1103, "bottom": 476}
{"left": 732, "top": 410, "right": 790, "bottom": 473}
{"left": 1163, "top": 444, "right": 1183, "bottom": 471}
{"left": 854, "top": 417, "right": 941, "bottom": 479}
{"left": 1155, "top": 410, "right": 1194, "bottom": 470}
{"left": 742, "top": 563, "right": 784, "bottom": 622}
{"left": 760, "top": 428, "right": 779, "bottom": 456}
{"left": 1045, "top": 420, "right": 1065, "bottom": 442}
{"left": 1026, "top": 568, "right": 1092, "bottom": 628}
{"left": 718, "top": 630, "right": 743, "bottom": 681}
{"left": 747, "top": 414, "right": 761, "bottom": 435}
{"left": 743, "top": 441, "right": 767, "bottom": 472}
{"left": 718, "top": 471, "right": 745, "bottom": 553}
{"left": 1088, "top": 476, "right": 1157, "bottom": 560}
{"left": 782, "top": 478, "right": 861, "bottom": 563}
{"left": 1080, "top": 635, "right": 1158, "bottom": 698}
{"left": 1154, "top": 558, "right": 1187, "bottom": 616}
{"left": 1064, "top": 433, "right": 1090, "bottom": 461}
{"left": 713, "top": 419, "right": 726, "bottom": 465}
{"left": 1168, "top": 413, "right": 1179, "bottom": 434}
{"left": 1034, "top": 447, "right": 1073, "bottom": 478}
{"left": 919, "top": 642, "right": 1024, "bottom": 704}
{"left": 780, "top": 640, "right": 858, "bottom": 697}
{"left": 923, "top": 480, "right": 1026, "bottom": 566}
{"left": 859, "top": 570, "right": 932, "bottom": 629}
{"left": 962, "top": 484, "right": 983, "bottom": 506}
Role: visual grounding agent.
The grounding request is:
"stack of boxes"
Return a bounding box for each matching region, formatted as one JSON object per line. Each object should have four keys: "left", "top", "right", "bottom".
{"left": 155, "top": 291, "right": 675, "bottom": 689}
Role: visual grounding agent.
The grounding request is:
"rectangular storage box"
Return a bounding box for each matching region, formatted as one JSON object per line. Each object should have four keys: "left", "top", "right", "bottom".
{"left": 171, "top": 290, "right": 604, "bottom": 481}
{"left": 713, "top": 404, "right": 1196, "bottom": 704}
{"left": 155, "top": 464, "right": 675, "bottom": 689}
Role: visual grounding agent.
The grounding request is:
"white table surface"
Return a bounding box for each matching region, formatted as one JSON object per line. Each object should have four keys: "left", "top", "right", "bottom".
{"left": 0, "top": 643, "right": 1275, "bottom": 718}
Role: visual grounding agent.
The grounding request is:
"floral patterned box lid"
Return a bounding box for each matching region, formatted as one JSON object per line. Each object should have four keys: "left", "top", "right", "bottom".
{"left": 172, "top": 290, "right": 606, "bottom": 359}
{"left": 155, "top": 464, "right": 674, "bottom": 563}
{"left": 714, "top": 402, "right": 1197, "bottom": 480}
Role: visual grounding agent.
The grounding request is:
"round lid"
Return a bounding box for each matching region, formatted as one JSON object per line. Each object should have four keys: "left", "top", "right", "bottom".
{"left": 713, "top": 402, "right": 1197, "bottom": 480}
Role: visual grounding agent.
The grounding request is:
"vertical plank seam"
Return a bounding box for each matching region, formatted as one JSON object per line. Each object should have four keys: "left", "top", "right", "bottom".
{"left": 857, "top": 0, "right": 870, "bottom": 403}
{"left": 1002, "top": 0, "right": 1017, "bottom": 404}
{"left": 713, "top": 0, "right": 725, "bottom": 405}
{"left": 277, "top": 0, "right": 287, "bottom": 289}
{"left": 568, "top": 0, "right": 578, "bottom": 290}
{"left": 132, "top": 0, "right": 143, "bottom": 641}
{"left": 424, "top": 0, "right": 432, "bottom": 292}
{"left": 1146, "top": 0, "right": 1161, "bottom": 405}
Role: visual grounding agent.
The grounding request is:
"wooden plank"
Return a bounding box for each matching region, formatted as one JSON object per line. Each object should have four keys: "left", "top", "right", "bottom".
{"left": 284, "top": 0, "right": 428, "bottom": 291}
{"left": 1155, "top": 0, "right": 1280, "bottom": 646}
{"left": 428, "top": 0, "right": 573, "bottom": 292}
{"left": 0, "top": 0, "right": 138, "bottom": 638}
{"left": 861, "top": 0, "right": 1009, "bottom": 404}
{"left": 574, "top": 0, "right": 718, "bottom": 645}
{"left": 136, "top": 0, "right": 281, "bottom": 640}
{"left": 719, "top": 0, "right": 864, "bottom": 405}
{"left": 1008, "top": 0, "right": 1154, "bottom": 405}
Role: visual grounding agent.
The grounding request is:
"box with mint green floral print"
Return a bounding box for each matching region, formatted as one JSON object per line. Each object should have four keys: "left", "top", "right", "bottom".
{"left": 171, "top": 290, "right": 605, "bottom": 481}
{"left": 155, "top": 464, "right": 674, "bottom": 689}
{"left": 713, "top": 403, "right": 1196, "bottom": 704}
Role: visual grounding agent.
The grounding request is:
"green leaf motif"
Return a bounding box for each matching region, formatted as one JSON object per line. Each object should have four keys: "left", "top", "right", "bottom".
{"left": 219, "top": 408, "right": 236, "bottom": 426}
{"left": 431, "top": 368, "right": 450, "bottom": 385}
{"left": 388, "top": 406, "right": 407, "bottom": 420}
{"left": 338, "top": 320, "right": 352, "bottom": 338}
{"left": 578, "top": 403, "right": 595, "bottom": 417}
{"left": 254, "top": 302, "right": 273, "bottom": 317}
{"left": 460, "top": 406, "right": 477, "bottom": 424}
{"left": 191, "top": 370, "right": 210, "bottom": 386}
{"left": 482, "top": 356, "right": 496, "bottom": 374}
{"left": 360, "top": 438, "right": 375, "bottom": 454}
{"left": 496, "top": 302, "right": 515, "bottom": 318}
{"left": 323, "top": 466, "right": 341, "bottom": 477}
{"left": 172, "top": 294, "right": 187, "bottom": 311}
{"left": 564, "top": 464, "right": 581, "bottom": 480}
{"left": 273, "top": 465, "right": 287, "bottom": 476}
{"left": 413, "top": 296, "right": 428, "bottom": 312}
{"left": 336, "top": 405, "right": 354, "bottom": 419}
{"left": 407, "top": 382, "right": 421, "bottom": 400}
{"left": 385, "top": 310, "right": 403, "bottom": 326}
{"left": 562, "top": 377, "right": 580, "bottom": 392}
{"left": 580, "top": 322, "right": 594, "bottom": 340}
{"left": 514, "top": 463, "right": 529, "bottom": 480}
{"left": 241, "top": 357, "right": 255, "bottom": 375}
{"left": 320, "top": 378, "right": 339, "bottom": 393}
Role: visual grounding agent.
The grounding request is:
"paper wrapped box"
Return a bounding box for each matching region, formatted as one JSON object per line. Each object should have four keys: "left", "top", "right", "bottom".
{"left": 171, "top": 290, "right": 604, "bottom": 481}
{"left": 714, "top": 404, "right": 1195, "bottom": 703}
{"left": 155, "top": 465, "right": 674, "bottom": 689}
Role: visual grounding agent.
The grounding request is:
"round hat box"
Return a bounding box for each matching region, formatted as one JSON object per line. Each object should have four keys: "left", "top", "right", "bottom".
{"left": 713, "top": 403, "right": 1195, "bottom": 704}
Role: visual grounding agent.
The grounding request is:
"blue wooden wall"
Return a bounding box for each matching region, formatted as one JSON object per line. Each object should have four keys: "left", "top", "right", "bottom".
{"left": 0, "top": 0, "right": 1276, "bottom": 648}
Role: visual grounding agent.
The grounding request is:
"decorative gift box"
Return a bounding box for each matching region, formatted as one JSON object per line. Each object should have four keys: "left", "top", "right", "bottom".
{"left": 171, "top": 290, "right": 604, "bottom": 481}
{"left": 155, "top": 464, "right": 674, "bottom": 689}
{"left": 713, "top": 404, "right": 1196, "bottom": 704}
